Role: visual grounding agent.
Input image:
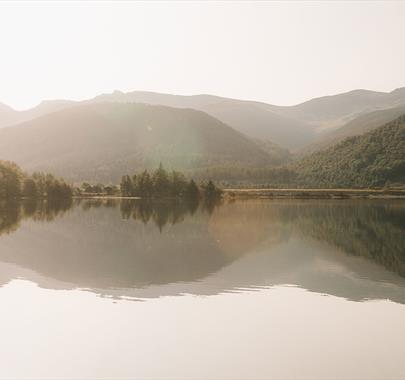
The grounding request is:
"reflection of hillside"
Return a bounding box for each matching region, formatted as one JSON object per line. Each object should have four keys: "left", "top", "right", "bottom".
{"left": 98, "top": 237, "right": 405, "bottom": 304}
{"left": 0, "top": 199, "right": 404, "bottom": 303}
{"left": 289, "top": 201, "right": 405, "bottom": 277}
{"left": 208, "top": 200, "right": 289, "bottom": 258}
{"left": 215, "top": 200, "right": 405, "bottom": 278}
{"left": 212, "top": 237, "right": 405, "bottom": 304}
{"left": 0, "top": 201, "right": 233, "bottom": 290}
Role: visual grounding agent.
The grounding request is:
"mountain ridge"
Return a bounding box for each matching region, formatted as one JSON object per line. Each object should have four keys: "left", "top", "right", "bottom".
{"left": 0, "top": 102, "right": 288, "bottom": 182}
{"left": 1, "top": 86, "right": 405, "bottom": 151}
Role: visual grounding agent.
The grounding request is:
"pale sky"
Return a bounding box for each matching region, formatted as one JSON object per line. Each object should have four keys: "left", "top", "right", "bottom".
{"left": 1, "top": 1, "right": 405, "bottom": 110}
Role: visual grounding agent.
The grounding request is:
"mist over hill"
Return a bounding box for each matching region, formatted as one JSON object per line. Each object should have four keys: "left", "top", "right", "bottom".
{"left": 1, "top": 87, "right": 403, "bottom": 152}
{"left": 303, "top": 104, "right": 405, "bottom": 154}
{"left": 0, "top": 102, "right": 287, "bottom": 183}
{"left": 89, "top": 91, "right": 316, "bottom": 149}
{"left": 0, "top": 103, "right": 20, "bottom": 128}
{"left": 84, "top": 87, "right": 405, "bottom": 146}
{"left": 0, "top": 100, "right": 76, "bottom": 128}
{"left": 277, "top": 87, "right": 405, "bottom": 130}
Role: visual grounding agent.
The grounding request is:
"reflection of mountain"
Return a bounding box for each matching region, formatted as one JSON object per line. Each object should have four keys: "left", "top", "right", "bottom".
{"left": 290, "top": 200, "right": 405, "bottom": 277}
{"left": 0, "top": 199, "right": 404, "bottom": 303}
{"left": 0, "top": 200, "right": 230, "bottom": 290}
{"left": 115, "top": 236, "right": 405, "bottom": 304}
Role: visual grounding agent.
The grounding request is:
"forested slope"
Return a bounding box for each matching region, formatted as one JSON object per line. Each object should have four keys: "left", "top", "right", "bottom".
{"left": 293, "top": 115, "right": 405, "bottom": 187}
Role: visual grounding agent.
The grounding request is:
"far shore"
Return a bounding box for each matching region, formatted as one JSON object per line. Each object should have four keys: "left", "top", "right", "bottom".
{"left": 224, "top": 188, "right": 405, "bottom": 199}
{"left": 70, "top": 188, "right": 405, "bottom": 201}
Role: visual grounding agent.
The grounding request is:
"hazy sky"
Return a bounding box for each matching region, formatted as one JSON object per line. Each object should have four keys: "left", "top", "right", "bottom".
{"left": 1, "top": 1, "right": 405, "bottom": 110}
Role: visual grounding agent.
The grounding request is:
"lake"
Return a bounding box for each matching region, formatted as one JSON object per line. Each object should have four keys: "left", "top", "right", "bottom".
{"left": 0, "top": 198, "right": 404, "bottom": 379}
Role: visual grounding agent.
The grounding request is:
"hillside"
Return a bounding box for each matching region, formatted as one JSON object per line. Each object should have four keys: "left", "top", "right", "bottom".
{"left": 293, "top": 114, "right": 405, "bottom": 188}
{"left": 0, "top": 103, "right": 285, "bottom": 182}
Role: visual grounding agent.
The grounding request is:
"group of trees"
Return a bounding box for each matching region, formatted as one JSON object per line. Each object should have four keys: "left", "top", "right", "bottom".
{"left": 0, "top": 160, "right": 73, "bottom": 200}
{"left": 78, "top": 183, "right": 119, "bottom": 196}
{"left": 119, "top": 164, "right": 221, "bottom": 200}
{"left": 190, "top": 166, "right": 298, "bottom": 188}
{"left": 23, "top": 173, "right": 72, "bottom": 199}
{"left": 0, "top": 160, "right": 222, "bottom": 201}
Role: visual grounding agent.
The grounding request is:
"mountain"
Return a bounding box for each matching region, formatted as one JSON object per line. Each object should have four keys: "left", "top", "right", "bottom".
{"left": 0, "top": 103, "right": 19, "bottom": 128}
{"left": 0, "top": 92, "right": 317, "bottom": 150}
{"left": 1, "top": 87, "right": 405, "bottom": 151}
{"left": 293, "top": 114, "right": 405, "bottom": 188}
{"left": 0, "top": 100, "right": 75, "bottom": 128}
{"left": 302, "top": 104, "right": 405, "bottom": 153}
{"left": 278, "top": 87, "right": 405, "bottom": 130}
{"left": 91, "top": 87, "right": 405, "bottom": 137}
{"left": 90, "top": 91, "right": 316, "bottom": 149}
{"left": 198, "top": 99, "right": 315, "bottom": 149}
{"left": 80, "top": 87, "right": 405, "bottom": 147}
{"left": 0, "top": 102, "right": 285, "bottom": 182}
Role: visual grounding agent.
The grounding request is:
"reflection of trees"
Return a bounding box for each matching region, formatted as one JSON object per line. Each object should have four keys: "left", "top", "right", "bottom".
{"left": 208, "top": 200, "right": 405, "bottom": 278}
{"left": 0, "top": 198, "right": 74, "bottom": 236}
{"left": 0, "top": 198, "right": 404, "bottom": 301}
{"left": 288, "top": 201, "right": 405, "bottom": 277}
{"left": 0, "top": 197, "right": 222, "bottom": 238}
{"left": 119, "top": 199, "right": 218, "bottom": 231}
{"left": 78, "top": 198, "right": 117, "bottom": 211}
{"left": 0, "top": 199, "right": 230, "bottom": 291}
{"left": 0, "top": 201, "right": 21, "bottom": 236}
{"left": 24, "top": 198, "right": 73, "bottom": 222}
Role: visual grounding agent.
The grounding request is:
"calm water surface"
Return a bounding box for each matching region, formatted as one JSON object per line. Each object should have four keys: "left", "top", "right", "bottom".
{"left": 0, "top": 198, "right": 404, "bottom": 379}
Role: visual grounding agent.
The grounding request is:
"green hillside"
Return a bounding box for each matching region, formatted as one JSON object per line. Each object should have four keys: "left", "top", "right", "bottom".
{"left": 294, "top": 115, "right": 405, "bottom": 188}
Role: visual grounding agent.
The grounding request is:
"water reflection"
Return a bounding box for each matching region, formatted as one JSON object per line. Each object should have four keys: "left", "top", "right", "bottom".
{"left": 0, "top": 198, "right": 73, "bottom": 236}
{"left": 0, "top": 198, "right": 404, "bottom": 302}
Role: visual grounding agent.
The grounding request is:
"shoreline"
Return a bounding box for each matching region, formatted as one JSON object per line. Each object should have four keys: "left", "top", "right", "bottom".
{"left": 224, "top": 188, "right": 405, "bottom": 199}
{"left": 72, "top": 188, "right": 405, "bottom": 201}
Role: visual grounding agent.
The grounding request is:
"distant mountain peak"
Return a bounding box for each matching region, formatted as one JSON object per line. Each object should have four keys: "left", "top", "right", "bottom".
{"left": 0, "top": 102, "right": 15, "bottom": 113}
{"left": 1, "top": 86, "right": 405, "bottom": 152}
{"left": 390, "top": 87, "right": 405, "bottom": 95}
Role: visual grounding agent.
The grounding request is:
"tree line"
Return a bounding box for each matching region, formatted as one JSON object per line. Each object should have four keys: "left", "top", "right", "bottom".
{"left": 1, "top": 160, "right": 222, "bottom": 201}
{"left": 119, "top": 164, "right": 222, "bottom": 200}
{"left": 0, "top": 160, "right": 72, "bottom": 200}
{"left": 79, "top": 164, "right": 222, "bottom": 200}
